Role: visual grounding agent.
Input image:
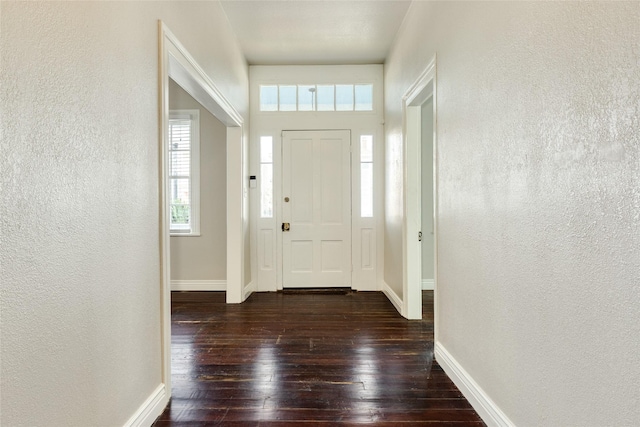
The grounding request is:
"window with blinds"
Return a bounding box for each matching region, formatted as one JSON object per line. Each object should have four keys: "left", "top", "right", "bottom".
{"left": 169, "top": 110, "right": 200, "bottom": 235}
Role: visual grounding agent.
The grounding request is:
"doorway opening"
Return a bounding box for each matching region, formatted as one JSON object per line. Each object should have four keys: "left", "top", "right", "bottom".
{"left": 249, "top": 66, "right": 383, "bottom": 293}
{"left": 420, "top": 95, "right": 435, "bottom": 313}
{"left": 403, "top": 56, "right": 437, "bottom": 323}
{"left": 159, "top": 21, "right": 246, "bottom": 401}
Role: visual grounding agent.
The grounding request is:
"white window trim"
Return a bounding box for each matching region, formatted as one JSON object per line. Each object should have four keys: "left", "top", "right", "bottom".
{"left": 169, "top": 109, "right": 200, "bottom": 236}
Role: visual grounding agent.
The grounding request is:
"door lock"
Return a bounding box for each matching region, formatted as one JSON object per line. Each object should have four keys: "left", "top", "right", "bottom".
{"left": 282, "top": 222, "right": 291, "bottom": 232}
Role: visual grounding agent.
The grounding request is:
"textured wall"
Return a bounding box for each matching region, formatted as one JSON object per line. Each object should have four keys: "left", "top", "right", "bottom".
{"left": 385, "top": 1, "right": 640, "bottom": 425}
{"left": 383, "top": 131, "right": 404, "bottom": 296}
{"left": 0, "top": 2, "right": 247, "bottom": 425}
{"left": 169, "top": 79, "right": 227, "bottom": 281}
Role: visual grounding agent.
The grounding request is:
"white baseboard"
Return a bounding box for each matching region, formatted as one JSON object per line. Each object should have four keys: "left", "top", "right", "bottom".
{"left": 243, "top": 280, "right": 256, "bottom": 300}
{"left": 382, "top": 281, "right": 403, "bottom": 315}
{"left": 435, "top": 342, "right": 515, "bottom": 427}
{"left": 422, "top": 279, "right": 434, "bottom": 290}
{"left": 123, "top": 383, "right": 168, "bottom": 427}
{"left": 171, "top": 280, "right": 226, "bottom": 291}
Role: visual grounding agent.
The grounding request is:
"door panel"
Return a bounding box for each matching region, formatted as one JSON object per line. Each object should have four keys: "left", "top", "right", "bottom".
{"left": 290, "top": 139, "right": 314, "bottom": 224}
{"left": 282, "top": 130, "right": 351, "bottom": 288}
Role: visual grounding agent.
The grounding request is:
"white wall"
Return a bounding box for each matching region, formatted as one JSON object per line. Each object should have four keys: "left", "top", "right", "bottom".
{"left": 169, "top": 79, "right": 227, "bottom": 282}
{"left": 385, "top": 2, "right": 640, "bottom": 426}
{"left": 0, "top": 2, "right": 248, "bottom": 426}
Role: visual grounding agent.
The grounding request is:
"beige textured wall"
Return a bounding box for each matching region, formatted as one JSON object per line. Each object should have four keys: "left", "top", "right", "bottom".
{"left": 169, "top": 79, "right": 227, "bottom": 281}
{"left": 0, "top": 2, "right": 247, "bottom": 425}
{"left": 385, "top": 2, "right": 640, "bottom": 425}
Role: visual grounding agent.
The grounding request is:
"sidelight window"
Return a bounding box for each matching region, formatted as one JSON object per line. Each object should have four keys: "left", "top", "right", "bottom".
{"left": 260, "top": 136, "right": 274, "bottom": 218}
{"left": 360, "top": 135, "right": 374, "bottom": 218}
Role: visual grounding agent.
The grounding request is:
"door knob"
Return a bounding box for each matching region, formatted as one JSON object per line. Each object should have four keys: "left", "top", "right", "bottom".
{"left": 282, "top": 222, "right": 290, "bottom": 232}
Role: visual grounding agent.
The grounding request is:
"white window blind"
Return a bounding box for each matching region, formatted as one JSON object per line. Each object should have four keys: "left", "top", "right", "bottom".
{"left": 169, "top": 110, "right": 200, "bottom": 235}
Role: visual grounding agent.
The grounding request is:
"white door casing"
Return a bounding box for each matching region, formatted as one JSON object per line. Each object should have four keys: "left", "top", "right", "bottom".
{"left": 281, "top": 130, "right": 352, "bottom": 288}
{"left": 403, "top": 55, "right": 437, "bottom": 320}
{"left": 250, "top": 66, "right": 383, "bottom": 294}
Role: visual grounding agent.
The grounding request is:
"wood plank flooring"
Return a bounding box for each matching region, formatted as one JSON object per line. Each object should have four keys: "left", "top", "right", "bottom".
{"left": 153, "top": 291, "right": 484, "bottom": 426}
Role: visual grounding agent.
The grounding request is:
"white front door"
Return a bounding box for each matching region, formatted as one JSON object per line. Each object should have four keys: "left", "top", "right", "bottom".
{"left": 282, "top": 130, "right": 352, "bottom": 288}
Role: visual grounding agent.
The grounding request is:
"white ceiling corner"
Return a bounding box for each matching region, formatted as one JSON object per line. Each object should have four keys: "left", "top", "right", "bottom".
{"left": 220, "top": 0, "right": 412, "bottom": 65}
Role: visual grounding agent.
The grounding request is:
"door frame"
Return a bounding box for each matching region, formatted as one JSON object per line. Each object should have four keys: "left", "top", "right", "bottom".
{"left": 249, "top": 66, "right": 383, "bottom": 293}
{"left": 402, "top": 55, "right": 437, "bottom": 321}
{"left": 158, "top": 21, "right": 246, "bottom": 400}
{"left": 279, "top": 129, "right": 353, "bottom": 288}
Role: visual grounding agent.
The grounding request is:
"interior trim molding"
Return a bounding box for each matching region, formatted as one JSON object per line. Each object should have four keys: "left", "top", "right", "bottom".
{"left": 171, "top": 280, "right": 226, "bottom": 292}
{"left": 243, "top": 281, "right": 256, "bottom": 301}
{"left": 401, "top": 53, "right": 437, "bottom": 320}
{"left": 422, "top": 279, "right": 434, "bottom": 290}
{"left": 382, "top": 281, "right": 403, "bottom": 315}
{"left": 123, "top": 384, "right": 167, "bottom": 427}
{"left": 435, "top": 342, "right": 515, "bottom": 427}
{"left": 161, "top": 24, "right": 243, "bottom": 127}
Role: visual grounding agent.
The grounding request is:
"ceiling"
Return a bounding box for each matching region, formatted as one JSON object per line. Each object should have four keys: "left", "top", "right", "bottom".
{"left": 219, "top": 0, "right": 412, "bottom": 65}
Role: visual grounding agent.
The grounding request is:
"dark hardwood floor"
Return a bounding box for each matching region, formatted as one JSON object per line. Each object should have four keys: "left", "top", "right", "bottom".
{"left": 153, "top": 290, "right": 484, "bottom": 426}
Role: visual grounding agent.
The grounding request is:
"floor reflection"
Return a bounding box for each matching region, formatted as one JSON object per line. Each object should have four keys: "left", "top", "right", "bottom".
{"left": 156, "top": 291, "right": 484, "bottom": 425}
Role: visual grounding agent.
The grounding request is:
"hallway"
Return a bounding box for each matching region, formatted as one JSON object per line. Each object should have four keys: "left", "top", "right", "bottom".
{"left": 154, "top": 291, "right": 484, "bottom": 425}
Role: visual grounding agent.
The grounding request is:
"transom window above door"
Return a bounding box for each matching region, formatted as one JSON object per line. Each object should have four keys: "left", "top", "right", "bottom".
{"left": 259, "top": 84, "right": 373, "bottom": 112}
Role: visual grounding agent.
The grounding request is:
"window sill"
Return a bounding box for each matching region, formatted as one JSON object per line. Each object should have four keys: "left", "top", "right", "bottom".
{"left": 170, "top": 232, "right": 201, "bottom": 237}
